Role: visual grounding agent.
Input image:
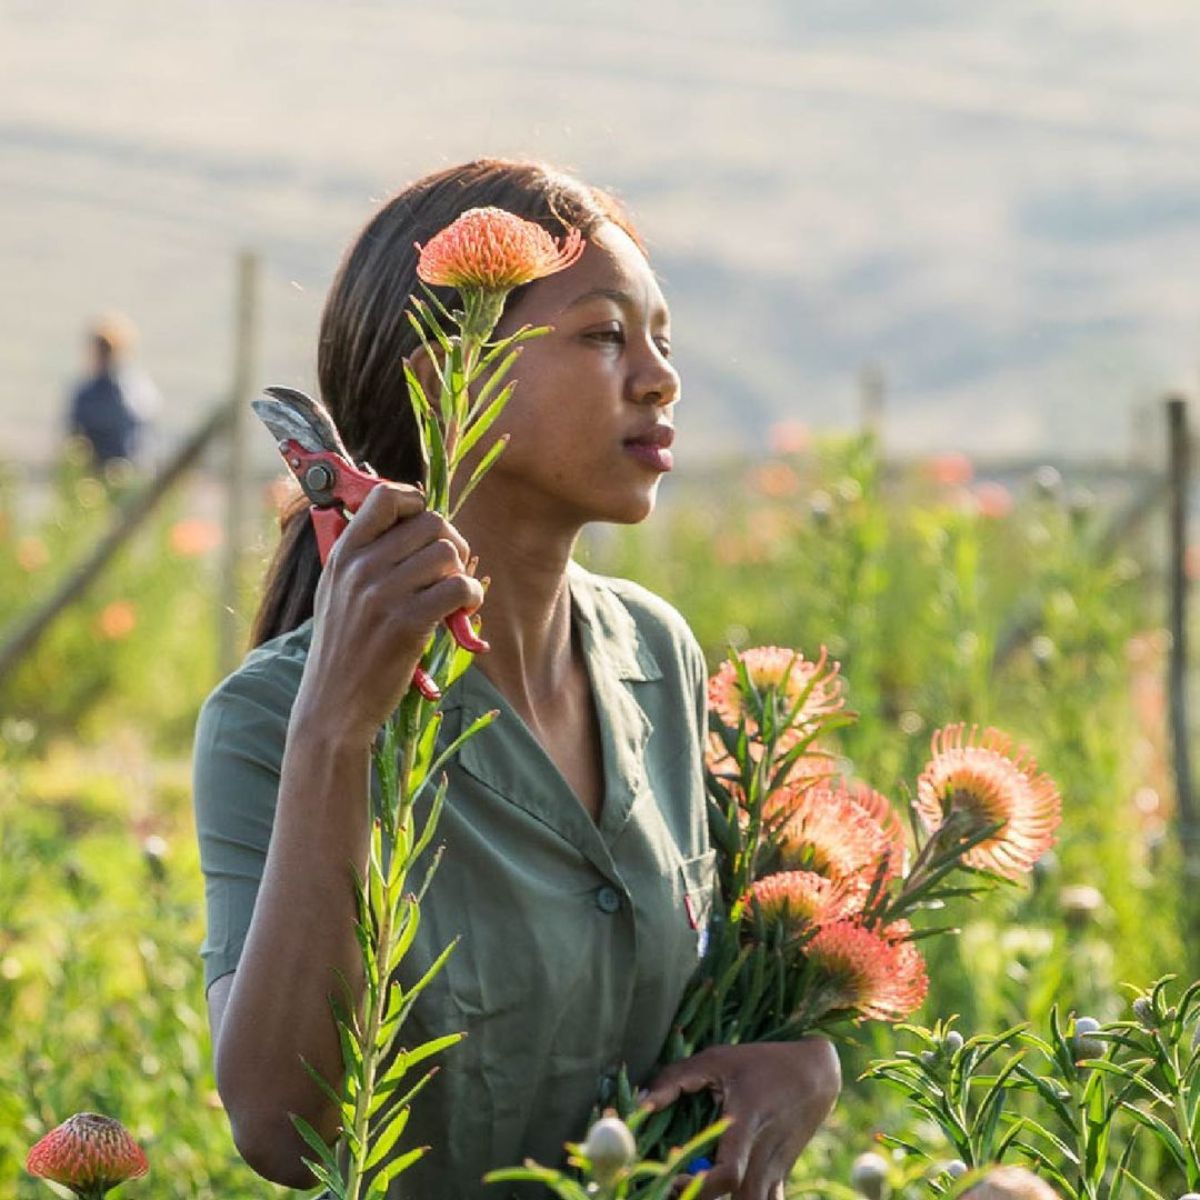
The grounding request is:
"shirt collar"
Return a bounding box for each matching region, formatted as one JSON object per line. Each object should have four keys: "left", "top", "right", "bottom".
{"left": 566, "top": 561, "right": 663, "bottom": 685}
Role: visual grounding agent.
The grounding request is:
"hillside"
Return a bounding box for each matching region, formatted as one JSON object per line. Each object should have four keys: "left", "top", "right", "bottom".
{"left": 2, "top": 0, "right": 1199, "bottom": 467}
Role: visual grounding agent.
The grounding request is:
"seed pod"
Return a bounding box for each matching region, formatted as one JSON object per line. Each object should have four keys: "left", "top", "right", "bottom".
{"left": 850, "top": 1151, "right": 889, "bottom": 1200}
{"left": 1073, "top": 1016, "right": 1104, "bottom": 1061}
{"left": 581, "top": 1115, "right": 635, "bottom": 1187}
{"left": 1132, "top": 997, "right": 1156, "bottom": 1029}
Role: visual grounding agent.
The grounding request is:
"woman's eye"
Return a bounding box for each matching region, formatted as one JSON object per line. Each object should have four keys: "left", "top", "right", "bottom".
{"left": 587, "top": 326, "right": 625, "bottom": 345}
{"left": 654, "top": 337, "right": 672, "bottom": 359}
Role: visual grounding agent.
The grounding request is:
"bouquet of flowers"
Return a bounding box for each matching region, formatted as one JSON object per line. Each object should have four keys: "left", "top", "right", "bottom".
{"left": 630, "top": 644, "right": 1063, "bottom": 1162}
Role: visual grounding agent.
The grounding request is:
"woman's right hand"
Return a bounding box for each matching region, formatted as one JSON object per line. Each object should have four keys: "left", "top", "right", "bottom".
{"left": 294, "top": 482, "right": 485, "bottom": 748}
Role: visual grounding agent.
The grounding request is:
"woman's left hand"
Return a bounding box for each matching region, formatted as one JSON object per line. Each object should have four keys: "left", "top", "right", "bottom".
{"left": 640, "top": 1039, "right": 841, "bottom": 1200}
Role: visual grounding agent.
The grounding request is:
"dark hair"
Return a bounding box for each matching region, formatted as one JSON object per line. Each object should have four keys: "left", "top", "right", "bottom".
{"left": 250, "top": 159, "right": 643, "bottom": 648}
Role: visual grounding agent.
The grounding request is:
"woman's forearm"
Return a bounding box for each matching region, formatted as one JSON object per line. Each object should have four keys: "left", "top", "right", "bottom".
{"left": 214, "top": 697, "right": 374, "bottom": 1183}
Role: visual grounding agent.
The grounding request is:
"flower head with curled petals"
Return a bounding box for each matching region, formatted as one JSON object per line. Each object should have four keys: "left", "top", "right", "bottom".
{"left": 708, "top": 646, "right": 844, "bottom": 747}
{"left": 806, "top": 919, "right": 929, "bottom": 1021}
{"left": 776, "top": 783, "right": 900, "bottom": 887}
{"left": 916, "top": 724, "right": 1061, "bottom": 880}
{"left": 416, "top": 207, "right": 585, "bottom": 293}
{"left": 747, "top": 869, "right": 862, "bottom": 933}
{"left": 27, "top": 1113, "right": 148, "bottom": 1197}
{"left": 845, "top": 781, "right": 909, "bottom": 875}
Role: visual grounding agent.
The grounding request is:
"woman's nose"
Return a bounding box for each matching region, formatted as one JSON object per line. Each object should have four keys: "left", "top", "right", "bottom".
{"left": 632, "top": 348, "right": 681, "bottom": 408}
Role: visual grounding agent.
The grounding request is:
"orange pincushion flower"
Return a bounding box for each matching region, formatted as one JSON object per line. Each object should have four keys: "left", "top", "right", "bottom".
{"left": 916, "top": 724, "right": 1061, "bottom": 880}
{"left": 27, "top": 1112, "right": 148, "bottom": 1196}
{"left": 708, "top": 646, "right": 844, "bottom": 744}
{"left": 748, "top": 870, "right": 858, "bottom": 929}
{"left": 416, "top": 207, "right": 585, "bottom": 292}
{"left": 846, "top": 782, "right": 909, "bottom": 874}
{"left": 777, "top": 783, "right": 899, "bottom": 886}
{"left": 806, "top": 919, "right": 929, "bottom": 1020}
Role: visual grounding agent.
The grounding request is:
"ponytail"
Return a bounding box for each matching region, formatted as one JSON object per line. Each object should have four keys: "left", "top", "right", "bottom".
{"left": 249, "top": 497, "right": 323, "bottom": 648}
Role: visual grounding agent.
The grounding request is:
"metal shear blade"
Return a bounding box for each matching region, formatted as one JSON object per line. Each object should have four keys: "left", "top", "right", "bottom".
{"left": 252, "top": 386, "right": 354, "bottom": 461}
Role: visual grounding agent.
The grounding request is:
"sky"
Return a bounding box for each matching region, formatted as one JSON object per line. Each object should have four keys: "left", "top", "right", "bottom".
{"left": 2, "top": 0, "right": 1199, "bottom": 467}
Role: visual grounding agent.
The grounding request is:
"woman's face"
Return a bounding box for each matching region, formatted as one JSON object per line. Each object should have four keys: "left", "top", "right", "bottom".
{"left": 473, "top": 221, "right": 681, "bottom": 530}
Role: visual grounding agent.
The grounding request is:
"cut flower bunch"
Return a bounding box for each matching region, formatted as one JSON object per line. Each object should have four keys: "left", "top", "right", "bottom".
{"left": 628, "top": 644, "right": 1064, "bottom": 1162}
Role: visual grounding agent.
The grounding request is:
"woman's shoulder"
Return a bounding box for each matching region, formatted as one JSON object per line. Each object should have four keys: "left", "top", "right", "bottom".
{"left": 568, "top": 561, "right": 705, "bottom": 683}
{"left": 196, "top": 619, "right": 315, "bottom": 740}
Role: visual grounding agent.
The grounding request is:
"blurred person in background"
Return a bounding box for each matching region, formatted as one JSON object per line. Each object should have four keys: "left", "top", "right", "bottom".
{"left": 65, "top": 313, "right": 161, "bottom": 470}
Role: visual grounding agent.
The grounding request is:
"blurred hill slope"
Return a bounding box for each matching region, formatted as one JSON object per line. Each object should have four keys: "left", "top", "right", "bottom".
{"left": 1, "top": 0, "right": 1199, "bottom": 466}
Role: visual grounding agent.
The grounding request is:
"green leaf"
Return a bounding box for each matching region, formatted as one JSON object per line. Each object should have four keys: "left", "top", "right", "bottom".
{"left": 300, "top": 1055, "right": 346, "bottom": 1112}
{"left": 422, "top": 709, "right": 500, "bottom": 790}
{"left": 364, "top": 1105, "right": 411, "bottom": 1170}
{"left": 303, "top": 1156, "right": 347, "bottom": 1198}
{"left": 1119, "top": 1101, "right": 1189, "bottom": 1169}
{"left": 291, "top": 1113, "right": 338, "bottom": 1169}
{"left": 458, "top": 381, "right": 515, "bottom": 461}
{"left": 370, "top": 1144, "right": 429, "bottom": 1192}
{"left": 449, "top": 434, "right": 509, "bottom": 518}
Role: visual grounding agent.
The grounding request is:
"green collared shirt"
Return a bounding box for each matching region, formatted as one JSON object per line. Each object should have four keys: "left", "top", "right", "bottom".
{"left": 192, "top": 563, "right": 715, "bottom": 1198}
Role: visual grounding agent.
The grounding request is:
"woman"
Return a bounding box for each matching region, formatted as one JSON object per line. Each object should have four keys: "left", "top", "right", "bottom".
{"left": 193, "top": 159, "right": 840, "bottom": 1200}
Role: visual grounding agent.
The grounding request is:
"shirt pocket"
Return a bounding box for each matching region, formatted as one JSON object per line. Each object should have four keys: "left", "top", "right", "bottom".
{"left": 678, "top": 849, "right": 717, "bottom": 953}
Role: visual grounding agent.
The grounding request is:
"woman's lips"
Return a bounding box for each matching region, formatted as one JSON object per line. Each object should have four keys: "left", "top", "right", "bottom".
{"left": 623, "top": 425, "right": 675, "bottom": 472}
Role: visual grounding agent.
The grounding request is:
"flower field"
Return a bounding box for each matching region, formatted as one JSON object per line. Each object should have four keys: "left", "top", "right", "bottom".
{"left": 1, "top": 432, "right": 1196, "bottom": 1196}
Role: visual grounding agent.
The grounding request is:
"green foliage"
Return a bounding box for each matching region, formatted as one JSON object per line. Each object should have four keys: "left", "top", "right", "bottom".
{"left": 0, "top": 747, "right": 283, "bottom": 1199}
{"left": 1, "top": 431, "right": 1195, "bottom": 1195}
{"left": 0, "top": 445, "right": 226, "bottom": 754}
{"left": 844, "top": 976, "right": 1200, "bottom": 1198}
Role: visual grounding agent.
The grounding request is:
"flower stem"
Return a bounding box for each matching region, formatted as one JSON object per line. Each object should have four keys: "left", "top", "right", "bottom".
{"left": 344, "top": 714, "right": 419, "bottom": 1200}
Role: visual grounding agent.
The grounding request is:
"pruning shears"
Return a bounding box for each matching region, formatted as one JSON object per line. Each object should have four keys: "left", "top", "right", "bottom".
{"left": 251, "top": 385, "right": 486, "bottom": 702}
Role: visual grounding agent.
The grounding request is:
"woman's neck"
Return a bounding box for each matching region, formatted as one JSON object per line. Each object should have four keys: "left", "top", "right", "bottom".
{"left": 453, "top": 500, "right": 582, "bottom": 711}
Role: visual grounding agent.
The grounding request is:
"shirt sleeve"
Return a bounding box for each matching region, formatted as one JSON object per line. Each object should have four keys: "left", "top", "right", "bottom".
{"left": 191, "top": 670, "right": 292, "bottom": 992}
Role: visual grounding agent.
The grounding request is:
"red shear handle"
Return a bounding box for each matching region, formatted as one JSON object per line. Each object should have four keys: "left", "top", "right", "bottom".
{"left": 286, "top": 444, "right": 486, "bottom": 699}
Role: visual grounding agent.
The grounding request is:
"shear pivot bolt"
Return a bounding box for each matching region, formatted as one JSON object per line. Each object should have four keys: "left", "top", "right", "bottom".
{"left": 305, "top": 464, "right": 334, "bottom": 492}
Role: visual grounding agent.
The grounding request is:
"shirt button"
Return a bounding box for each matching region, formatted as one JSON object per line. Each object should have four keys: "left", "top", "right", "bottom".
{"left": 595, "top": 884, "right": 621, "bottom": 914}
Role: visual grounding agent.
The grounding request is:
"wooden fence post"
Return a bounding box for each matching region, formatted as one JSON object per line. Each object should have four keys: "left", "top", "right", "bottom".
{"left": 859, "top": 362, "right": 885, "bottom": 446}
{"left": 217, "top": 250, "right": 261, "bottom": 678}
{"left": 1166, "top": 395, "right": 1198, "bottom": 867}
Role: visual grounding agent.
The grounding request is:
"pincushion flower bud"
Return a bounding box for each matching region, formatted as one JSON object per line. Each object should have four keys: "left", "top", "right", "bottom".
{"left": 26, "top": 1113, "right": 148, "bottom": 1198}
{"left": 944, "top": 1030, "right": 965, "bottom": 1055}
{"left": 581, "top": 1115, "right": 635, "bottom": 1186}
{"left": 1132, "top": 997, "right": 1156, "bottom": 1029}
{"left": 944, "top": 1159, "right": 969, "bottom": 1178}
{"left": 850, "top": 1151, "right": 889, "bottom": 1199}
{"left": 1073, "top": 1016, "right": 1104, "bottom": 1061}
